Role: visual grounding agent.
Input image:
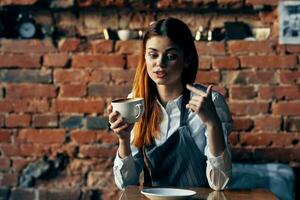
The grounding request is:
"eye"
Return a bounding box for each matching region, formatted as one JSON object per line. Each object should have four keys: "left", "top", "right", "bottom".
{"left": 148, "top": 52, "right": 158, "bottom": 59}
{"left": 166, "top": 53, "right": 178, "bottom": 60}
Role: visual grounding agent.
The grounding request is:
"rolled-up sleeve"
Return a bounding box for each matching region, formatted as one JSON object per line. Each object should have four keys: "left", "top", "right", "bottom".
{"left": 205, "top": 92, "right": 233, "bottom": 190}
{"left": 113, "top": 145, "right": 143, "bottom": 190}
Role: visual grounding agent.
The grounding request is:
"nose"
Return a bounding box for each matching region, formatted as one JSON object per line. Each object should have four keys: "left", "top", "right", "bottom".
{"left": 157, "top": 55, "right": 167, "bottom": 68}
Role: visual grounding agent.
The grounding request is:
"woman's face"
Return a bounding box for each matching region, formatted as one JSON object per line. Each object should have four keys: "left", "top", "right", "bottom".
{"left": 145, "top": 36, "right": 186, "bottom": 87}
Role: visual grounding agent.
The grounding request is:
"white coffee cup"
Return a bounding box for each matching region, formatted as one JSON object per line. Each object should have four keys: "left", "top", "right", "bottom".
{"left": 111, "top": 98, "right": 144, "bottom": 123}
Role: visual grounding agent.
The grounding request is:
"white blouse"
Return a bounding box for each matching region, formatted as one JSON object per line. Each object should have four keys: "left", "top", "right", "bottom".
{"left": 113, "top": 86, "right": 233, "bottom": 191}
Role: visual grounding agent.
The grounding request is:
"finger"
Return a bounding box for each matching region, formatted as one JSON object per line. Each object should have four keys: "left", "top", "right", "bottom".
{"left": 110, "top": 116, "right": 124, "bottom": 129}
{"left": 109, "top": 111, "right": 119, "bottom": 123}
{"left": 190, "top": 95, "right": 205, "bottom": 102}
{"left": 186, "top": 84, "right": 206, "bottom": 96}
{"left": 114, "top": 123, "right": 129, "bottom": 135}
{"left": 206, "top": 85, "right": 213, "bottom": 98}
{"left": 186, "top": 103, "right": 198, "bottom": 112}
{"left": 188, "top": 99, "right": 202, "bottom": 108}
{"left": 107, "top": 104, "right": 113, "bottom": 113}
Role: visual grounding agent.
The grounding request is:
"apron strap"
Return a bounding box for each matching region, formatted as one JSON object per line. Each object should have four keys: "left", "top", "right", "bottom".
{"left": 180, "top": 89, "right": 190, "bottom": 127}
{"left": 141, "top": 146, "right": 153, "bottom": 187}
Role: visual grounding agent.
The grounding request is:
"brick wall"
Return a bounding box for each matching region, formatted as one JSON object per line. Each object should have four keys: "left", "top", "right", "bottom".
{"left": 0, "top": 0, "right": 300, "bottom": 199}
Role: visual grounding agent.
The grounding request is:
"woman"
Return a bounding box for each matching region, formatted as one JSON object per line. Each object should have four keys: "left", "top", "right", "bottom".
{"left": 108, "top": 18, "right": 232, "bottom": 190}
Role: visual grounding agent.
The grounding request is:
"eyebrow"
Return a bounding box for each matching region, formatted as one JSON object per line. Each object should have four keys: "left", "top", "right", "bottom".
{"left": 147, "top": 47, "right": 179, "bottom": 52}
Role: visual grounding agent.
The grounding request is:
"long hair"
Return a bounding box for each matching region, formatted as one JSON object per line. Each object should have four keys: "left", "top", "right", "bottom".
{"left": 132, "top": 18, "right": 198, "bottom": 148}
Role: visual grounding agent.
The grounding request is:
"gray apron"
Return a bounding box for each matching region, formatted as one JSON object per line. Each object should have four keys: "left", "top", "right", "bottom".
{"left": 142, "top": 90, "right": 208, "bottom": 187}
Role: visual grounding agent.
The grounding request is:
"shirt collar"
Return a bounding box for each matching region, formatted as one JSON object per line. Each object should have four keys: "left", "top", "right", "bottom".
{"left": 156, "top": 94, "right": 183, "bottom": 110}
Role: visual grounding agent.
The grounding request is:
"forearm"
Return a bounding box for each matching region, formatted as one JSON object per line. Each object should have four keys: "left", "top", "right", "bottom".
{"left": 206, "top": 119, "right": 226, "bottom": 156}
{"left": 118, "top": 137, "right": 131, "bottom": 158}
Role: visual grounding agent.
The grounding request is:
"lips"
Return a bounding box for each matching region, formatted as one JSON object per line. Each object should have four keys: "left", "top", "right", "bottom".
{"left": 154, "top": 70, "right": 166, "bottom": 78}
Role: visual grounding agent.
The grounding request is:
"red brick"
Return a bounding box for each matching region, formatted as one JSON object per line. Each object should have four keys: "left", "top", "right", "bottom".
{"left": 232, "top": 117, "right": 254, "bottom": 131}
{"left": 0, "top": 130, "right": 11, "bottom": 143}
{"left": 58, "top": 38, "right": 81, "bottom": 52}
{"left": 115, "top": 40, "right": 142, "bottom": 55}
{"left": 90, "top": 40, "right": 113, "bottom": 53}
{"left": 0, "top": 144, "right": 20, "bottom": 156}
{"left": 54, "top": 69, "right": 88, "bottom": 83}
{"left": 53, "top": 99, "right": 105, "bottom": 114}
{"left": 49, "top": 144, "right": 78, "bottom": 159}
{"left": 286, "top": 117, "right": 300, "bottom": 132}
{"left": 273, "top": 102, "right": 300, "bottom": 116}
{"left": 70, "top": 130, "right": 97, "bottom": 144}
{"left": 59, "top": 84, "right": 86, "bottom": 97}
{"left": 12, "top": 157, "right": 36, "bottom": 172}
{"left": 254, "top": 116, "right": 282, "bottom": 131}
{"left": 17, "top": 129, "right": 65, "bottom": 144}
{"left": 72, "top": 54, "right": 125, "bottom": 68}
{"left": 13, "top": 99, "right": 50, "bottom": 113}
{"left": 195, "top": 42, "right": 226, "bottom": 56}
{"left": 36, "top": 174, "right": 84, "bottom": 190}
{"left": 245, "top": 0, "right": 278, "bottom": 6}
{"left": 259, "top": 10, "right": 276, "bottom": 24}
{"left": 0, "top": 69, "right": 51, "bottom": 83}
{"left": 156, "top": 0, "right": 172, "bottom": 8}
{"left": 79, "top": 144, "right": 117, "bottom": 158}
{"left": 32, "top": 114, "right": 58, "bottom": 128}
{"left": 1, "top": 39, "right": 56, "bottom": 53}
{"left": 212, "top": 85, "right": 228, "bottom": 97}
{"left": 6, "top": 84, "right": 56, "bottom": 99}
{"left": 228, "top": 41, "right": 275, "bottom": 54}
{"left": 195, "top": 71, "right": 220, "bottom": 84}
{"left": 88, "top": 69, "right": 111, "bottom": 83}
{"left": 229, "top": 70, "right": 277, "bottom": 84}
{"left": 240, "top": 55, "right": 297, "bottom": 69}
{"left": 39, "top": 188, "right": 81, "bottom": 200}
{"left": 19, "top": 144, "right": 48, "bottom": 156}
{"left": 0, "top": 173, "right": 18, "bottom": 186}
{"left": 0, "top": 100, "right": 13, "bottom": 112}
{"left": 88, "top": 84, "right": 132, "bottom": 97}
{"left": 110, "top": 69, "right": 136, "bottom": 85}
{"left": 286, "top": 45, "right": 300, "bottom": 53}
{"left": 0, "top": 157, "right": 10, "bottom": 171}
{"left": 6, "top": 114, "right": 31, "bottom": 128}
{"left": 228, "top": 132, "right": 239, "bottom": 145}
{"left": 127, "top": 55, "right": 140, "bottom": 69}
{"left": 240, "top": 133, "right": 295, "bottom": 147}
{"left": 229, "top": 102, "right": 269, "bottom": 116}
{"left": 218, "top": 0, "right": 243, "bottom": 5}
{"left": 212, "top": 56, "right": 239, "bottom": 69}
{"left": 0, "top": 54, "right": 41, "bottom": 68}
{"left": 258, "top": 86, "right": 300, "bottom": 100}
{"left": 97, "top": 130, "right": 118, "bottom": 144}
{"left": 43, "top": 53, "right": 69, "bottom": 67}
{"left": 0, "top": 0, "right": 38, "bottom": 6}
{"left": 0, "top": 114, "right": 3, "bottom": 126}
{"left": 276, "top": 44, "right": 286, "bottom": 54}
{"left": 199, "top": 56, "right": 211, "bottom": 70}
{"left": 280, "top": 71, "right": 300, "bottom": 84}
{"left": 230, "top": 86, "right": 256, "bottom": 100}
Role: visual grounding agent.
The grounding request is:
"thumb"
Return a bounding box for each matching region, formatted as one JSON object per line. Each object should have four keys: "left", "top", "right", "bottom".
{"left": 206, "top": 85, "right": 213, "bottom": 98}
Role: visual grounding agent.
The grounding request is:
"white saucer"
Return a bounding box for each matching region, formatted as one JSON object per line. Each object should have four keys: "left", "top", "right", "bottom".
{"left": 141, "top": 188, "right": 196, "bottom": 200}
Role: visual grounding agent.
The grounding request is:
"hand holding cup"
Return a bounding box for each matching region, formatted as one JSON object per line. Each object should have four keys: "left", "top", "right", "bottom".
{"left": 108, "top": 98, "right": 144, "bottom": 140}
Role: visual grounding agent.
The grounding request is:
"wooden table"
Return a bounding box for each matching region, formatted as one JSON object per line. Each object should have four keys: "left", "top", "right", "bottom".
{"left": 119, "top": 186, "right": 278, "bottom": 200}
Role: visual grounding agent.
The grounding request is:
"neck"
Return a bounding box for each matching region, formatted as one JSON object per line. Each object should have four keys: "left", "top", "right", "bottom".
{"left": 156, "top": 83, "right": 183, "bottom": 106}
